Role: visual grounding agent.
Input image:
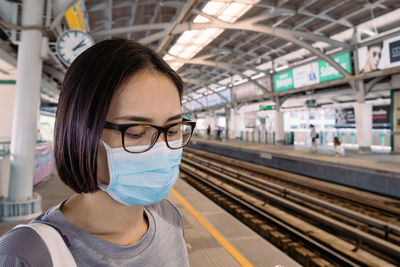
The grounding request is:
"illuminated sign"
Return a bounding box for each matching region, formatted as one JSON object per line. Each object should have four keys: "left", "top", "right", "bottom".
{"left": 65, "top": 2, "right": 85, "bottom": 31}
{"left": 274, "top": 70, "right": 294, "bottom": 92}
{"left": 273, "top": 52, "right": 352, "bottom": 92}
{"left": 318, "top": 52, "right": 352, "bottom": 82}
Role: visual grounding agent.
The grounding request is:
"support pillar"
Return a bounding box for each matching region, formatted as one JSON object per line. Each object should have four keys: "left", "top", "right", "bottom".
{"left": 352, "top": 29, "right": 372, "bottom": 153}
{"left": 274, "top": 97, "right": 285, "bottom": 145}
{"left": 1, "top": 0, "right": 43, "bottom": 221}
{"left": 355, "top": 85, "right": 372, "bottom": 153}
{"left": 355, "top": 101, "right": 372, "bottom": 153}
{"left": 234, "top": 106, "right": 245, "bottom": 140}
{"left": 225, "top": 106, "right": 230, "bottom": 140}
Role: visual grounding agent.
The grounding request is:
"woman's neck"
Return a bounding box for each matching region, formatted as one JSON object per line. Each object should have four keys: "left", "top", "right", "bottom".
{"left": 60, "top": 191, "right": 149, "bottom": 246}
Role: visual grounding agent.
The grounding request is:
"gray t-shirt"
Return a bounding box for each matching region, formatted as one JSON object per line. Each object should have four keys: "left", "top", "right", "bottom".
{"left": 0, "top": 199, "right": 189, "bottom": 267}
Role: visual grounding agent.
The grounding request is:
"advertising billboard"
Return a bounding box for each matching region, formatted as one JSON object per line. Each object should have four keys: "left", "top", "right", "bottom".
{"left": 244, "top": 111, "right": 257, "bottom": 128}
{"left": 318, "top": 52, "right": 352, "bottom": 82}
{"left": 190, "top": 96, "right": 207, "bottom": 110}
{"left": 220, "top": 88, "right": 232, "bottom": 102}
{"left": 335, "top": 105, "right": 390, "bottom": 129}
{"left": 293, "top": 62, "right": 319, "bottom": 88}
{"left": 358, "top": 34, "right": 400, "bottom": 74}
{"left": 206, "top": 93, "right": 221, "bottom": 106}
{"left": 274, "top": 70, "right": 294, "bottom": 92}
{"left": 273, "top": 52, "right": 351, "bottom": 92}
{"left": 232, "top": 75, "right": 270, "bottom": 100}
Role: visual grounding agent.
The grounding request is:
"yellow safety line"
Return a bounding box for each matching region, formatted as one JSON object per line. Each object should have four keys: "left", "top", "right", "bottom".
{"left": 171, "top": 188, "right": 254, "bottom": 267}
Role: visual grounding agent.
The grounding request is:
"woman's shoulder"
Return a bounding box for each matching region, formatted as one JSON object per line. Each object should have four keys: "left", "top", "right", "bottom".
{"left": 146, "top": 199, "right": 183, "bottom": 228}
{"left": 0, "top": 226, "right": 52, "bottom": 267}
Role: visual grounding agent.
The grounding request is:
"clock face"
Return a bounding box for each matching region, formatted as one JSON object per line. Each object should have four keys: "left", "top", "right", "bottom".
{"left": 56, "top": 30, "right": 94, "bottom": 66}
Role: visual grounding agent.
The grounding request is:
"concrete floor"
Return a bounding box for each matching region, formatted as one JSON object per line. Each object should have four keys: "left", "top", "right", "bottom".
{"left": 0, "top": 171, "right": 74, "bottom": 235}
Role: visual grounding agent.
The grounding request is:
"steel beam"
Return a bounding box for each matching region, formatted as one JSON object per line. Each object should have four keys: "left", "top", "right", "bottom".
{"left": 173, "top": 55, "right": 269, "bottom": 93}
{"left": 183, "top": 78, "right": 230, "bottom": 103}
{"left": 126, "top": 0, "right": 138, "bottom": 40}
{"left": 145, "top": 2, "right": 160, "bottom": 37}
{"left": 156, "top": 0, "right": 198, "bottom": 53}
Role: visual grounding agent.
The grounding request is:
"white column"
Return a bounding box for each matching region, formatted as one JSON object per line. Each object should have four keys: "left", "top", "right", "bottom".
{"left": 224, "top": 106, "right": 230, "bottom": 140}
{"left": 235, "top": 107, "right": 246, "bottom": 139}
{"left": 275, "top": 110, "right": 285, "bottom": 145}
{"left": 228, "top": 107, "right": 235, "bottom": 139}
{"left": 355, "top": 102, "right": 372, "bottom": 152}
{"left": 8, "top": 0, "right": 44, "bottom": 201}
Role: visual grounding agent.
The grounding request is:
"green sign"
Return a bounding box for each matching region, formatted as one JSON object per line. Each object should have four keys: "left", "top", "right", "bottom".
{"left": 0, "top": 80, "right": 16, "bottom": 85}
{"left": 318, "top": 52, "right": 351, "bottom": 83}
{"left": 274, "top": 70, "right": 294, "bottom": 92}
{"left": 259, "top": 105, "right": 275, "bottom": 110}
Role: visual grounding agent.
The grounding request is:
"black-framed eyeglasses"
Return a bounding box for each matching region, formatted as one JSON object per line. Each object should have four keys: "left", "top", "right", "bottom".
{"left": 103, "top": 118, "right": 196, "bottom": 153}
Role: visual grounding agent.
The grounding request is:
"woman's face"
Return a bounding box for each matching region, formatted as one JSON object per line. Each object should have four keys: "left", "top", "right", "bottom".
{"left": 367, "top": 45, "right": 382, "bottom": 70}
{"left": 97, "top": 70, "right": 182, "bottom": 184}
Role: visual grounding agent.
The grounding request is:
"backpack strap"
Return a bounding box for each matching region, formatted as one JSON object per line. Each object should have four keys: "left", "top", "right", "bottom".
{"left": 14, "top": 223, "right": 77, "bottom": 267}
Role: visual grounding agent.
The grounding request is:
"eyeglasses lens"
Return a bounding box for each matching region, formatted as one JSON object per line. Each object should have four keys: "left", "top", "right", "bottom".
{"left": 167, "top": 123, "right": 192, "bottom": 149}
{"left": 123, "top": 123, "right": 193, "bottom": 152}
{"left": 124, "top": 125, "right": 158, "bottom": 152}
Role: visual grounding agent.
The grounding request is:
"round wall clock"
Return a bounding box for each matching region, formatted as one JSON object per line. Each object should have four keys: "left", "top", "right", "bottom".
{"left": 56, "top": 30, "right": 94, "bottom": 66}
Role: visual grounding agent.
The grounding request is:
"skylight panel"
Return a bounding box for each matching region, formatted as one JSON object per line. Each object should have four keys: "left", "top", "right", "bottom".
{"left": 202, "top": 1, "right": 226, "bottom": 16}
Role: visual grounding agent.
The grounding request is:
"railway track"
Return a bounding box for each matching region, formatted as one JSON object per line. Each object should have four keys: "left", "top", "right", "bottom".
{"left": 180, "top": 147, "right": 400, "bottom": 266}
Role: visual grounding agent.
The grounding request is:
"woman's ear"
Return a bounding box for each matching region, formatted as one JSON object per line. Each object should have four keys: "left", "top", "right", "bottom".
{"left": 96, "top": 141, "right": 110, "bottom": 185}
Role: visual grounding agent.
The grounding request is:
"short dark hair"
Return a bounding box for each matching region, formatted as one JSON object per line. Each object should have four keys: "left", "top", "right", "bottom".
{"left": 54, "top": 38, "right": 183, "bottom": 193}
{"left": 368, "top": 41, "right": 383, "bottom": 50}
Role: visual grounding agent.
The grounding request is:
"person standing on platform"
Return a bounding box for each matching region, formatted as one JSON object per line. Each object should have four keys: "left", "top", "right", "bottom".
{"left": 333, "top": 137, "right": 344, "bottom": 157}
{"left": 310, "top": 124, "right": 319, "bottom": 151}
{"left": 216, "top": 127, "right": 222, "bottom": 141}
{"left": 207, "top": 124, "right": 211, "bottom": 140}
{"left": 0, "top": 39, "right": 194, "bottom": 266}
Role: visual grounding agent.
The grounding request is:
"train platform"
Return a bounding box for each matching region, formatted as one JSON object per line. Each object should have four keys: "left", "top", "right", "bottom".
{"left": 0, "top": 172, "right": 299, "bottom": 267}
{"left": 188, "top": 138, "right": 400, "bottom": 199}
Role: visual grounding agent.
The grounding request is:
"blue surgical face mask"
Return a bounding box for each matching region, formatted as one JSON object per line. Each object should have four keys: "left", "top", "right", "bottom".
{"left": 98, "top": 140, "right": 182, "bottom": 206}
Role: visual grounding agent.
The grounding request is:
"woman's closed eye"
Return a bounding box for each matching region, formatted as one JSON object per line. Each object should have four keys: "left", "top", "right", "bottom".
{"left": 167, "top": 130, "right": 179, "bottom": 136}
{"left": 125, "top": 132, "right": 146, "bottom": 139}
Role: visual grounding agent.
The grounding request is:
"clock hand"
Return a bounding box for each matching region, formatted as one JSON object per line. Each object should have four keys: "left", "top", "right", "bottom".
{"left": 72, "top": 40, "right": 85, "bottom": 51}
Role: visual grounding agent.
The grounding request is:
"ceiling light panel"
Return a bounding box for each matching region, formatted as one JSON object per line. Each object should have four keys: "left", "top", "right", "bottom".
{"left": 165, "top": 0, "right": 260, "bottom": 71}
{"left": 202, "top": 1, "right": 226, "bottom": 16}
{"left": 193, "top": 15, "right": 210, "bottom": 23}
{"left": 176, "top": 30, "right": 199, "bottom": 44}
{"left": 193, "top": 28, "right": 223, "bottom": 45}
{"left": 169, "top": 45, "right": 185, "bottom": 56}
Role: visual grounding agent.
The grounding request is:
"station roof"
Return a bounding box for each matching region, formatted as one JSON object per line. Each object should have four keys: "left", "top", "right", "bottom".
{"left": 1, "top": 0, "right": 400, "bottom": 114}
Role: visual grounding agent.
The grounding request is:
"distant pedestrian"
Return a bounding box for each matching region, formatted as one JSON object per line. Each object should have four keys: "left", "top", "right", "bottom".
{"left": 333, "top": 137, "right": 344, "bottom": 157}
{"left": 310, "top": 124, "right": 319, "bottom": 151}
{"left": 216, "top": 127, "right": 222, "bottom": 141}
{"left": 207, "top": 125, "right": 211, "bottom": 139}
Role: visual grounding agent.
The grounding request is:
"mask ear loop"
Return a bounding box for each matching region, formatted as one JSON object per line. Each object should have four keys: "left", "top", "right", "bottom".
{"left": 97, "top": 139, "right": 114, "bottom": 191}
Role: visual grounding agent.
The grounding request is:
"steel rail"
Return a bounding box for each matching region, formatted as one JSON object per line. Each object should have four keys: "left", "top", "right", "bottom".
{"left": 184, "top": 153, "right": 400, "bottom": 238}
{"left": 182, "top": 157, "right": 400, "bottom": 262}
{"left": 180, "top": 164, "right": 362, "bottom": 267}
{"left": 184, "top": 147, "right": 400, "bottom": 216}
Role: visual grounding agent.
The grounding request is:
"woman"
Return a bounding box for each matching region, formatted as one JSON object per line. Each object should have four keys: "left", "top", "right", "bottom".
{"left": 0, "top": 39, "right": 194, "bottom": 266}
{"left": 309, "top": 124, "right": 318, "bottom": 151}
{"left": 333, "top": 137, "right": 344, "bottom": 157}
{"left": 360, "top": 42, "right": 382, "bottom": 74}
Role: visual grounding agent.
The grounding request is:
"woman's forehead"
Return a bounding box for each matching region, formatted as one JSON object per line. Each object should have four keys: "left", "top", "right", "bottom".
{"left": 107, "top": 71, "right": 181, "bottom": 123}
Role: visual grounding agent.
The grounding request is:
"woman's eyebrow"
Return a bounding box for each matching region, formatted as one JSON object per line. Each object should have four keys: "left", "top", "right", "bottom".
{"left": 116, "top": 115, "right": 153, "bottom": 122}
{"left": 116, "top": 114, "right": 182, "bottom": 123}
{"left": 165, "top": 114, "right": 183, "bottom": 123}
